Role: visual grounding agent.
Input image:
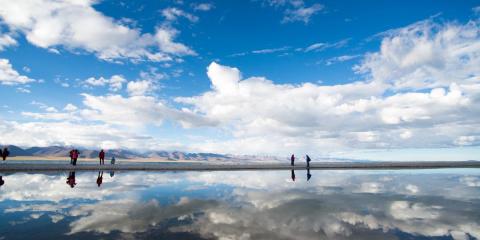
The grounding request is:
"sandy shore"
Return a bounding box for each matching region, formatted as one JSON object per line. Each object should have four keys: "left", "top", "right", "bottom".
{"left": 0, "top": 161, "right": 479, "bottom": 172}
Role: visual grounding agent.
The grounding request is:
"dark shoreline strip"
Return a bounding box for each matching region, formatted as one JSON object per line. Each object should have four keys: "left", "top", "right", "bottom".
{"left": 0, "top": 161, "right": 479, "bottom": 172}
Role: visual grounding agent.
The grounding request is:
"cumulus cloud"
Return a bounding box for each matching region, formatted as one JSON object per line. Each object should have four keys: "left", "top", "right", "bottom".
{"left": 0, "top": 0, "right": 194, "bottom": 62}
{"left": 126, "top": 80, "right": 152, "bottom": 96}
{"left": 84, "top": 75, "right": 126, "bottom": 91}
{"left": 355, "top": 19, "right": 480, "bottom": 90}
{"left": 0, "top": 58, "right": 35, "bottom": 85}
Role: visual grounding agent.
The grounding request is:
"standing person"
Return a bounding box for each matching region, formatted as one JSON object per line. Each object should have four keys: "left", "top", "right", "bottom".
{"left": 69, "top": 149, "right": 74, "bottom": 165}
{"left": 290, "top": 154, "right": 295, "bottom": 166}
{"left": 2, "top": 147, "right": 9, "bottom": 161}
{"left": 72, "top": 149, "right": 79, "bottom": 166}
{"left": 98, "top": 149, "right": 105, "bottom": 165}
{"left": 96, "top": 171, "right": 103, "bottom": 187}
{"left": 306, "top": 155, "right": 311, "bottom": 168}
{"left": 110, "top": 156, "right": 116, "bottom": 165}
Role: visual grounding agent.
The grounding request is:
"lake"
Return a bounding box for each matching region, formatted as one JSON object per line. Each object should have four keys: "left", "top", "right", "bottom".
{"left": 0, "top": 169, "right": 479, "bottom": 239}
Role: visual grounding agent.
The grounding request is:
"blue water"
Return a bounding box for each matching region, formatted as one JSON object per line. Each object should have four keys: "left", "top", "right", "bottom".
{"left": 0, "top": 169, "right": 479, "bottom": 239}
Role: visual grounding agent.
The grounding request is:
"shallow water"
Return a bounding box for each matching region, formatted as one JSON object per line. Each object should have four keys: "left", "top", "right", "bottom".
{"left": 0, "top": 169, "right": 479, "bottom": 240}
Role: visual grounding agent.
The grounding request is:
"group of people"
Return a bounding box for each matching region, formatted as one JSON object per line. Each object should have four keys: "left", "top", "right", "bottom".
{"left": 69, "top": 149, "right": 80, "bottom": 165}
{"left": 1, "top": 147, "right": 10, "bottom": 161}
{"left": 290, "top": 154, "right": 312, "bottom": 167}
{"left": 68, "top": 149, "right": 116, "bottom": 165}
{"left": 290, "top": 154, "right": 312, "bottom": 182}
{"left": 66, "top": 171, "right": 113, "bottom": 188}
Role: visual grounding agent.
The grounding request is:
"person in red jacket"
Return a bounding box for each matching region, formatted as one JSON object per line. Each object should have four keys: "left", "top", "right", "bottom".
{"left": 99, "top": 149, "right": 105, "bottom": 165}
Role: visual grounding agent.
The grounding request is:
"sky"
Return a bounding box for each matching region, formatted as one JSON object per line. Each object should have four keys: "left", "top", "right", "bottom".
{"left": 0, "top": 0, "right": 479, "bottom": 160}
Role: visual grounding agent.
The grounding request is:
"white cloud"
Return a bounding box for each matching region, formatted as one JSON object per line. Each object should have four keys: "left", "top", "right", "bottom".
{"left": 259, "top": 0, "right": 323, "bottom": 23}
{"left": 155, "top": 26, "right": 196, "bottom": 56}
{"left": 354, "top": 19, "right": 480, "bottom": 90}
{"left": 282, "top": 3, "right": 323, "bottom": 23}
{"left": 161, "top": 7, "right": 198, "bottom": 22}
{"left": 0, "top": 58, "right": 35, "bottom": 85}
{"left": 84, "top": 75, "right": 126, "bottom": 91}
{"left": 325, "top": 54, "right": 361, "bottom": 66}
{"left": 192, "top": 3, "right": 214, "bottom": 11}
{"left": 304, "top": 39, "right": 349, "bottom": 52}
{"left": 64, "top": 103, "right": 78, "bottom": 111}
{"left": 0, "top": 0, "right": 194, "bottom": 62}
{"left": 0, "top": 31, "right": 17, "bottom": 51}
{"left": 126, "top": 80, "right": 152, "bottom": 96}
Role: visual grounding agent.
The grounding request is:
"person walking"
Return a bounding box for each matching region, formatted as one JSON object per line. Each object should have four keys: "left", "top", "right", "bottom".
{"left": 99, "top": 149, "right": 105, "bottom": 165}
{"left": 290, "top": 154, "right": 295, "bottom": 166}
{"left": 306, "top": 154, "right": 311, "bottom": 168}
{"left": 2, "top": 147, "right": 9, "bottom": 161}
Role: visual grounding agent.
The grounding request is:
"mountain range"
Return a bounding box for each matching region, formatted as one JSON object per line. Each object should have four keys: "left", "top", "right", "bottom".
{"left": 4, "top": 145, "right": 236, "bottom": 161}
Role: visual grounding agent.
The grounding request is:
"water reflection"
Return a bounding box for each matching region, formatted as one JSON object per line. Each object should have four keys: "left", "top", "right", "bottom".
{"left": 0, "top": 176, "right": 4, "bottom": 187}
{"left": 291, "top": 169, "right": 295, "bottom": 182}
{"left": 96, "top": 171, "right": 103, "bottom": 187}
{"left": 0, "top": 169, "right": 479, "bottom": 240}
{"left": 66, "top": 171, "right": 76, "bottom": 188}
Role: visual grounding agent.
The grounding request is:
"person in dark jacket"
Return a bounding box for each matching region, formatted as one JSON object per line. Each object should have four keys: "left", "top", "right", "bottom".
{"left": 2, "top": 147, "right": 9, "bottom": 161}
{"left": 99, "top": 149, "right": 105, "bottom": 165}
{"left": 69, "top": 149, "right": 74, "bottom": 165}
{"left": 306, "top": 155, "right": 311, "bottom": 168}
{"left": 290, "top": 154, "right": 295, "bottom": 166}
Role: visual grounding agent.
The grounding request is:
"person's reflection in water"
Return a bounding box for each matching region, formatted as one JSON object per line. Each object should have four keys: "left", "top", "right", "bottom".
{"left": 0, "top": 176, "right": 4, "bottom": 187}
{"left": 109, "top": 171, "right": 114, "bottom": 178}
{"left": 96, "top": 171, "right": 103, "bottom": 187}
{"left": 66, "top": 172, "right": 76, "bottom": 188}
{"left": 307, "top": 168, "right": 312, "bottom": 181}
{"left": 291, "top": 169, "right": 295, "bottom": 182}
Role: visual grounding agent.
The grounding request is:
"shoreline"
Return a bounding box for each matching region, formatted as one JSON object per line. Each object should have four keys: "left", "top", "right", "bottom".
{"left": 0, "top": 161, "right": 479, "bottom": 172}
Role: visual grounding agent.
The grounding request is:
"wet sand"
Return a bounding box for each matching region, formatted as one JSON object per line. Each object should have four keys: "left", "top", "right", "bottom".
{"left": 0, "top": 160, "right": 479, "bottom": 172}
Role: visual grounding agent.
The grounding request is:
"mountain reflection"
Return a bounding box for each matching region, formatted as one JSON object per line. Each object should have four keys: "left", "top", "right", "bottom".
{"left": 0, "top": 170, "right": 479, "bottom": 239}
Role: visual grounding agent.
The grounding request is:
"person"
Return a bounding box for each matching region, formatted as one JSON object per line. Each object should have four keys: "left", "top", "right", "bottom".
{"left": 66, "top": 171, "right": 76, "bottom": 188}
{"left": 110, "top": 156, "right": 116, "bottom": 165}
{"left": 96, "top": 171, "right": 103, "bottom": 187}
{"left": 99, "top": 149, "right": 105, "bottom": 165}
{"left": 69, "top": 149, "right": 74, "bottom": 165}
{"left": 306, "top": 154, "right": 311, "bottom": 168}
{"left": 307, "top": 168, "right": 312, "bottom": 181}
{"left": 0, "top": 176, "right": 4, "bottom": 187}
{"left": 291, "top": 169, "right": 295, "bottom": 182}
{"left": 72, "top": 149, "right": 80, "bottom": 166}
{"left": 2, "top": 147, "right": 9, "bottom": 161}
{"left": 290, "top": 154, "right": 295, "bottom": 166}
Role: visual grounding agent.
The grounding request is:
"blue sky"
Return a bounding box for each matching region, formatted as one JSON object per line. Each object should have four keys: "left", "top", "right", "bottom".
{"left": 0, "top": 0, "right": 479, "bottom": 160}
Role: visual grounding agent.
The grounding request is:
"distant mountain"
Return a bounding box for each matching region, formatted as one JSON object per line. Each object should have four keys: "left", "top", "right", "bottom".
{"left": 3, "top": 145, "right": 235, "bottom": 161}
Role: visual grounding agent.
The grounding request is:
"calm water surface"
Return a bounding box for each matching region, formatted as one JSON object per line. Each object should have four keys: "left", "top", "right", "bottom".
{"left": 0, "top": 169, "right": 479, "bottom": 240}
